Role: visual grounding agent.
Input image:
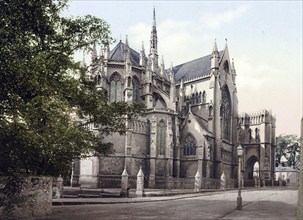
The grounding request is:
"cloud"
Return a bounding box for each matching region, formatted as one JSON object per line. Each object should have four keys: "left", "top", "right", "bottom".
{"left": 199, "top": 5, "right": 248, "bottom": 29}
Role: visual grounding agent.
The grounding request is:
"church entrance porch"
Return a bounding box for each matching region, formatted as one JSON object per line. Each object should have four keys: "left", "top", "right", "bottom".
{"left": 244, "top": 155, "right": 259, "bottom": 187}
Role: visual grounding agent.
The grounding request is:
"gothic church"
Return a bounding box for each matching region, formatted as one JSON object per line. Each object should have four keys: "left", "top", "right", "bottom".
{"left": 72, "top": 9, "right": 276, "bottom": 189}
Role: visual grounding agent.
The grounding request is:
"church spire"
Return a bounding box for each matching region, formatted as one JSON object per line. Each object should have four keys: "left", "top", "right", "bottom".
{"left": 213, "top": 38, "right": 218, "bottom": 53}
{"left": 150, "top": 7, "right": 158, "bottom": 55}
{"left": 140, "top": 41, "right": 146, "bottom": 66}
{"left": 125, "top": 35, "right": 131, "bottom": 63}
{"left": 160, "top": 55, "right": 165, "bottom": 77}
{"left": 150, "top": 7, "right": 159, "bottom": 71}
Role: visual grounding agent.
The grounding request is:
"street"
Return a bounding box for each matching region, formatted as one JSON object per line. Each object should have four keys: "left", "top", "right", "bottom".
{"left": 36, "top": 188, "right": 297, "bottom": 220}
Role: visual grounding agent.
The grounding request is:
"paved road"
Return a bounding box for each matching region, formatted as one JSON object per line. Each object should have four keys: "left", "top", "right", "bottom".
{"left": 35, "top": 188, "right": 297, "bottom": 220}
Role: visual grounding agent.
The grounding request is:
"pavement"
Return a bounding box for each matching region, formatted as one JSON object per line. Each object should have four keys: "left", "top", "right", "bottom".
{"left": 53, "top": 187, "right": 221, "bottom": 205}
{"left": 48, "top": 187, "right": 298, "bottom": 220}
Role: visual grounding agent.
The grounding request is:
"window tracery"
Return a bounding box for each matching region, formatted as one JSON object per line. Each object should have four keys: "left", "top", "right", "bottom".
{"left": 222, "top": 86, "right": 231, "bottom": 140}
{"left": 110, "top": 73, "right": 122, "bottom": 102}
{"left": 183, "top": 134, "right": 196, "bottom": 156}
{"left": 157, "top": 120, "right": 166, "bottom": 156}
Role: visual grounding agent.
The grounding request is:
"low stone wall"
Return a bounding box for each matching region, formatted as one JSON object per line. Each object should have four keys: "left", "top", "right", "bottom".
{"left": 0, "top": 176, "right": 52, "bottom": 218}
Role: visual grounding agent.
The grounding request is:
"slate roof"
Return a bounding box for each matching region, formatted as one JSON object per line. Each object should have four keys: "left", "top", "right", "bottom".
{"left": 109, "top": 41, "right": 140, "bottom": 65}
{"left": 173, "top": 51, "right": 223, "bottom": 82}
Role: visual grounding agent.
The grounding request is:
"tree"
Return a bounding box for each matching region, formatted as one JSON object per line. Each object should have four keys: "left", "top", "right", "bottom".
{"left": 275, "top": 134, "right": 301, "bottom": 169}
{"left": 0, "top": 0, "right": 145, "bottom": 177}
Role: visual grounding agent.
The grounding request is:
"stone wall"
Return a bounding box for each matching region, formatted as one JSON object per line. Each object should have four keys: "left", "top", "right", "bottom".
{"left": 0, "top": 176, "right": 52, "bottom": 218}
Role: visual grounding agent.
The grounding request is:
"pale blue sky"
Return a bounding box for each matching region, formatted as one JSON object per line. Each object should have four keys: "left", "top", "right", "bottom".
{"left": 63, "top": 1, "right": 302, "bottom": 136}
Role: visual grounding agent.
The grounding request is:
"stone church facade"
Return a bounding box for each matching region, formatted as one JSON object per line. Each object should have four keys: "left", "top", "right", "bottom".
{"left": 72, "top": 9, "right": 276, "bottom": 189}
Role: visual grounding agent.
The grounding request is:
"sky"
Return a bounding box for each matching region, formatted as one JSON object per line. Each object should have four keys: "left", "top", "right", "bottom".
{"left": 62, "top": 0, "right": 302, "bottom": 137}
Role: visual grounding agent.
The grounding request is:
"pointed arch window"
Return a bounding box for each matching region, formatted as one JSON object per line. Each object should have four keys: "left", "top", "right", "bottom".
{"left": 198, "top": 92, "right": 202, "bottom": 103}
{"left": 157, "top": 120, "right": 166, "bottom": 156}
{"left": 222, "top": 86, "right": 231, "bottom": 140}
{"left": 110, "top": 73, "right": 122, "bottom": 102}
{"left": 248, "top": 129, "right": 252, "bottom": 142}
{"left": 183, "top": 134, "right": 196, "bottom": 156}
{"left": 202, "top": 91, "right": 207, "bottom": 104}
{"left": 132, "top": 77, "right": 140, "bottom": 102}
{"left": 191, "top": 94, "right": 195, "bottom": 104}
{"left": 195, "top": 92, "right": 198, "bottom": 104}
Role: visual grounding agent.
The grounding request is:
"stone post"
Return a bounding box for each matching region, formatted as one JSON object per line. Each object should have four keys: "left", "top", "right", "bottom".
{"left": 194, "top": 170, "right": 201, "bottom": 192}
{"left": 220, "top": 172, "right": 226, "bottom": 190}
{"left": 120, "top": 167, "right": 129, "bottom": 197}
{"left": 136, "top": 166, "right": 144, "bottom": 197}
{"left": 56, "top": 175, "right": 63, "bottom": 198}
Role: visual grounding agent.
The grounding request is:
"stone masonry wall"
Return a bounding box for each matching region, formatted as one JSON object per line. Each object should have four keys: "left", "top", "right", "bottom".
{"left": 0, "top": 176, "right": 52, "bottom": 218}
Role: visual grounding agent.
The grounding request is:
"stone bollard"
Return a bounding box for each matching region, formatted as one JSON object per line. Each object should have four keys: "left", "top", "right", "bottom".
{"left": 136, "top": 166, "right": 144, "bottom": 197}
{"left": 56, "top": 175, "right": 64, "bottom": 198}
{"left": 220, "top": 172, "right": 226, "bottom": 190}
{"left": 120, "top": 167, "right": 129, "bottom": 197}
{"left": 194, "top": 170, "right": 201, "bottom": 192}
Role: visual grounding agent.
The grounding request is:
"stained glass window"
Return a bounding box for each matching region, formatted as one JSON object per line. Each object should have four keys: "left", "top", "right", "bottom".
{"left": 110, "top": 73, "right": 122, "bottom": 102}
{"left": 183, "top": 134, "right": 196, "bottom": 156}
{"left": 157, "top": 120, "right": 166, "bottom": 156}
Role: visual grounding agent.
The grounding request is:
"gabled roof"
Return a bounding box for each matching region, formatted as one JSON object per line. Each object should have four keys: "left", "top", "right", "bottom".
{"left": 109, "top": 41, "right": 140, "bottom": 65}
{"left": 173, "top": 51, "right": 223, "bottom": 82}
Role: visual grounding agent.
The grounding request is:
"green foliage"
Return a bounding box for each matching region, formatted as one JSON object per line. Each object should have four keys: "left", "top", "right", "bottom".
{"left": 275, "top": 134, "right": 301, "bottom": 169}
{"left": 0, "top": 0, "right": 145, "bottom": 176}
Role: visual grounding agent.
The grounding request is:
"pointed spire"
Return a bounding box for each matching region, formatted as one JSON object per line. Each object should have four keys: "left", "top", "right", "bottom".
{"left": 104, "top": 44, "right": 109, "bottom": 60}
{"left": 125, "top": 34, "right": 129, "bottom": 46}
{"left": 211, "top": 39, "right": 219, "bottom": 70}
{"left": 160, "top": 55, "right": 165, "bottom": 77}
{"left": 225, "top": 38, "right": 228, "bottom": 49}
{"left": 122, "top": 167, "right": 128, "bottom": 176}
{"left": 137, "top": 166, "right": 144, "bottom": 177}
{"left": 213, "top": 39, "right": 218, "bottom": 53}
{"left": 161, "top": 56, "right": 165, "bottom": 68}
{"left": 140, "top": 41, "right": 146, "bottom": 66}
{"left": 141, "top": 41, "right": 145, "bottom": 54}
{"left": 153, "top": 6, "right": 156, "bottom": 26}
{"left": 125, "top": 35, "right": 131, "bottom": 63}
{"left": 150, "top": 7, "right": 158, "bottom": 54}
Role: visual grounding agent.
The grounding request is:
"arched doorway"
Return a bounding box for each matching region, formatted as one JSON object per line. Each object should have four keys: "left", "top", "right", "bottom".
{"left": 244, "top": 155, "right": 259, "bottom": 186}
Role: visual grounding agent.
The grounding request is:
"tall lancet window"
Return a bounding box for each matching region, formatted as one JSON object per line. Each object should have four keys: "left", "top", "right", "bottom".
{"left": 222, "top": 86, "right": 232, "bottom": 140}
{"left": 110, "top": 73, "right": 122, "bottom": 102}
{"left": 133, "top": 77, "right": 140, "bottom": 102}
{"left": 157, "top": 120, "right": 166, "bottom": 156}
{"left": 183, "top": 134, "right": 196, "bottom": 156}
